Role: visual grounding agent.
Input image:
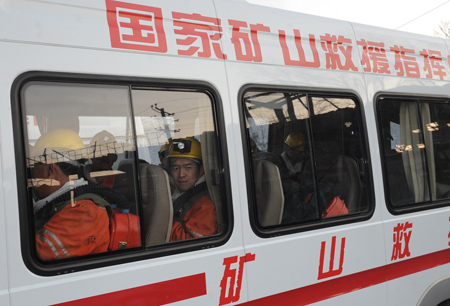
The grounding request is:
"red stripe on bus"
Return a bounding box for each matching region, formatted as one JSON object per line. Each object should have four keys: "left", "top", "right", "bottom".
{"left": 240, "top": 248, "right": 450, "bottom": 305}
{"left": 52, "top": 273, "right": 207, "bottom": 306}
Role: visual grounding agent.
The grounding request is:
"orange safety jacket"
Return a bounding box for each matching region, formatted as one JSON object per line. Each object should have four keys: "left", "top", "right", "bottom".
{"left": 170, "top": 192, "right": 217, "bottom": 241}
{"left": 36, "top": 194, "right": 110, "bottom": 261}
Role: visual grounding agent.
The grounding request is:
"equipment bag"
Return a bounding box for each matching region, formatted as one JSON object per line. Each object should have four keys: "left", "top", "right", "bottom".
{"left": 322, "top": 196, "right": 348, "bottom": 218}
{"left": 109, "top": 212, "right": 141, "bottom": 251}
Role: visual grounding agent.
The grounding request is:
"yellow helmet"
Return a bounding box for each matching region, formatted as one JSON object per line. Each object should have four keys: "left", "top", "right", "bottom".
{"left": 30, "top": 129, "right": 87, "bottom": 165}
{"left": 168, "top": 137, "right": 202, "bottom": 160}
{"left": 285, "top": 131, "right": 307, "bottom": 151}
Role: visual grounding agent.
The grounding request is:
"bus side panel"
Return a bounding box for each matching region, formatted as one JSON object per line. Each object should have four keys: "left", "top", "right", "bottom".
{"left": 353, "top": 24, "right": 450, "bottom": 306}
{"left": 0, "top": 117, "right": 11, "bottom": 306}
{"left": 216, "top": 1, "right": 387, "bottom": 304}
{"left": 3, "top": 44, "right": 245, "bottom": 306}
{"left": 1, "top": 0, "right": 248, "bottom": 304}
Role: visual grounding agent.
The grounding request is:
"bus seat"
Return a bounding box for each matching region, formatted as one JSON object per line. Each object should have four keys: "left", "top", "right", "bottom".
{"left": 301, "top": 154, "right": 361, "bottom": 214}
{"left": 114, "top": 160, "right": 173, "bottom": 246}
{"left": 200, "top": 131, "right": 224, "bottom": 233}
{"left": 253, "top": 159, "right": 284, "bottom": 226}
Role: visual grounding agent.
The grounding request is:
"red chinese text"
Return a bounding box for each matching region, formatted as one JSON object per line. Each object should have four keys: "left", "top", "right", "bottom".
{"left": 318, "top": 236, "right": 346, "bottom": 280}
{"left": 229, "top": 20, "right": 270, "bottom": 62}
{"left": 390, "top": 45, "right": 420, "bottom": 78}
{"left": 172, "top": 12, "right": 227, "bottom": 59}
{"left": 420, "top": 49, "right": 446, "bottom": 80}
{"left": 320, "top": 33, "right": 358, "bottom": 71}
{"left": 279, "top": 29, "right": 320, "bottom": 68}
{"left": 219, "top": 253, "right": 256, "bottom": 305}
{"left": 105, "top": 0, "right": 167, "bottom": 53}
{"left": 357, "top": 39, "right": 390, "bottom": 74}
{"left": 391, "top": 221, "right": 413, "bottom": 261}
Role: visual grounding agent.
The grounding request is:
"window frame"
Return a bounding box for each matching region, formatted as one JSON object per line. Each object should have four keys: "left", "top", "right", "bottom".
{"left": 375, "top": 92, "right": 450, "bottom": 215}
{"left": 11, "top": 71, "right": 233, "bottom": 276}
{"left": 239, "top": 85, "right": 374, "bottom": 238}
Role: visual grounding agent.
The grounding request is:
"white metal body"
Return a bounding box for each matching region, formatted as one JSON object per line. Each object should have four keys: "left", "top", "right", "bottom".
{"left": 1, "top": 0, "right": 450, "bottom": 305}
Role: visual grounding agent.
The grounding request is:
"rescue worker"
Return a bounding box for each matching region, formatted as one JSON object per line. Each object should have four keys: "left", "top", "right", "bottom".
{"left": 168, "top": 137, "right": 217, "bottom": 241}
{"left": 30, "top": 129, "right": 125, "bottom": 261}
{"left": 276, "top": 131, "right": 309, "bottom": 181}
{"left": 88, "top": 130, "right": 119, "bottom": 188}
{"left": 158, "top": 139, "right": 172, "bottom": 172}
{"left": 273, "top": 131, "right": 314, "bottom": 223}
{"left": 159, "top": 139, "right": 176, "bottom": 193}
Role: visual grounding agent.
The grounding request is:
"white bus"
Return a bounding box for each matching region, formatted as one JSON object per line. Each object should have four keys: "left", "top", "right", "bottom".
{"left": 1, "top": 0, "right": 450, "bottom": 305}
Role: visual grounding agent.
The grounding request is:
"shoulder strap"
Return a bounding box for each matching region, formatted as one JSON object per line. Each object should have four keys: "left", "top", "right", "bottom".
{"left": 173, "top": 189, "right": 209, "bottom": 223}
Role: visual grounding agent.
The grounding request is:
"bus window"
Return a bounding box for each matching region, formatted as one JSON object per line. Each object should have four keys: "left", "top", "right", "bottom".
{"left": 23, "top": 82, "right": 139, "bottom": 261}
{"left": 130, "top": 88, "right": 224, "bottom": 244}
{"left": 377, "top": 96, "right": 450, "bottom": 211}
{"left": 19, "top": 77, "right": 226, "bottom": 267}
{"left": 243, "top": 90, "right": 371, "bottom": 230}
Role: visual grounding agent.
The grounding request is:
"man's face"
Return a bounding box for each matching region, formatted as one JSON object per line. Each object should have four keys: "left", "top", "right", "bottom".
{"left": 31, "top": 163, "right": 60, "bottom": 200}
{"left": 91, "top": 154, "right": 117, "bottom": 172}
{"left": 286, "top": 147, "right": 307, "bottom": 164}
{"left": 171, "top": 158, "right": 203, "bottom": 192}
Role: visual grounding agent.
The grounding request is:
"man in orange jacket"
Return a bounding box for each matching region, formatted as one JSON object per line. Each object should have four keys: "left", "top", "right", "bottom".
{"left": 168, "top": 137, "right": 217, "bottom": 241}
{"left": 30, "top": 129, "right": 119, "bottom": 261}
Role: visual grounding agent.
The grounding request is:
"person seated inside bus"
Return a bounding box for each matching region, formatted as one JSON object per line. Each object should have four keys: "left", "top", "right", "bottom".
{"left": 30, "top": 129, "right": 122, "bottom": 261}
{"left": 158, "top": 139, "right": 172, "bottom": 172}
{"left": 87, "top": 130, "right": 119, "bottom": 188}
{"left": 158, "top": 139, "right": 176, "bottom": 193}
{"left": 271, "top": 131, "right": 317, "bottom": 223}
{"left": 168, "top": 137, "right": 217, "bottom": 241}
{"left": 275, "top": 131, "right": 309, "bottom": 181}
{"left": 273, "top": 131, "right": 309, "bottom": 196}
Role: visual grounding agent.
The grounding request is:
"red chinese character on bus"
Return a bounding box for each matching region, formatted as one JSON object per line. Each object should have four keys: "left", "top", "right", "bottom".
{"left": 278, "top": 29, "right": 320, "bottom": 68}
{"left": 105, "top": 0, "right": 167, "bottom": 53}
{"left": 172, "top": 12, "right": 227, "bottom": 59}
{"left": 390, "top": 45, "right": 420, "bottom": 78}
{"left": 229, "top": 19, "right": 270, "bottom": 62}
{"left": 219, "top": 253, "right": 255, "bottom": 305}
{"left": 357, "top": 39, "right": 390, "bottom": 74}
{"left": 420, "top": 49, "right": 446, "bottom": 80}
{"left": 391, "top": 222, "right": 413, "bottom": 261}
{"left": 318, "top": 236, "right": 346, "bottom": 280}
{"left": 320, "top": 33, "right": 358, "bottom": 71}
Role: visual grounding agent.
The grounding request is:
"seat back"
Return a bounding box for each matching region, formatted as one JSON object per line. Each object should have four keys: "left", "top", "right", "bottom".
{"left": 301, "top": 154, "right": 361, "bottom": 214}
{"left": 252, "top": 159, "right": 284, "bottom": 226}
{"left": 114, "top": 160, "right": 173, "bottom": 245}
{"left": 200, "top": 131, "right": 224, "bottom": 233}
